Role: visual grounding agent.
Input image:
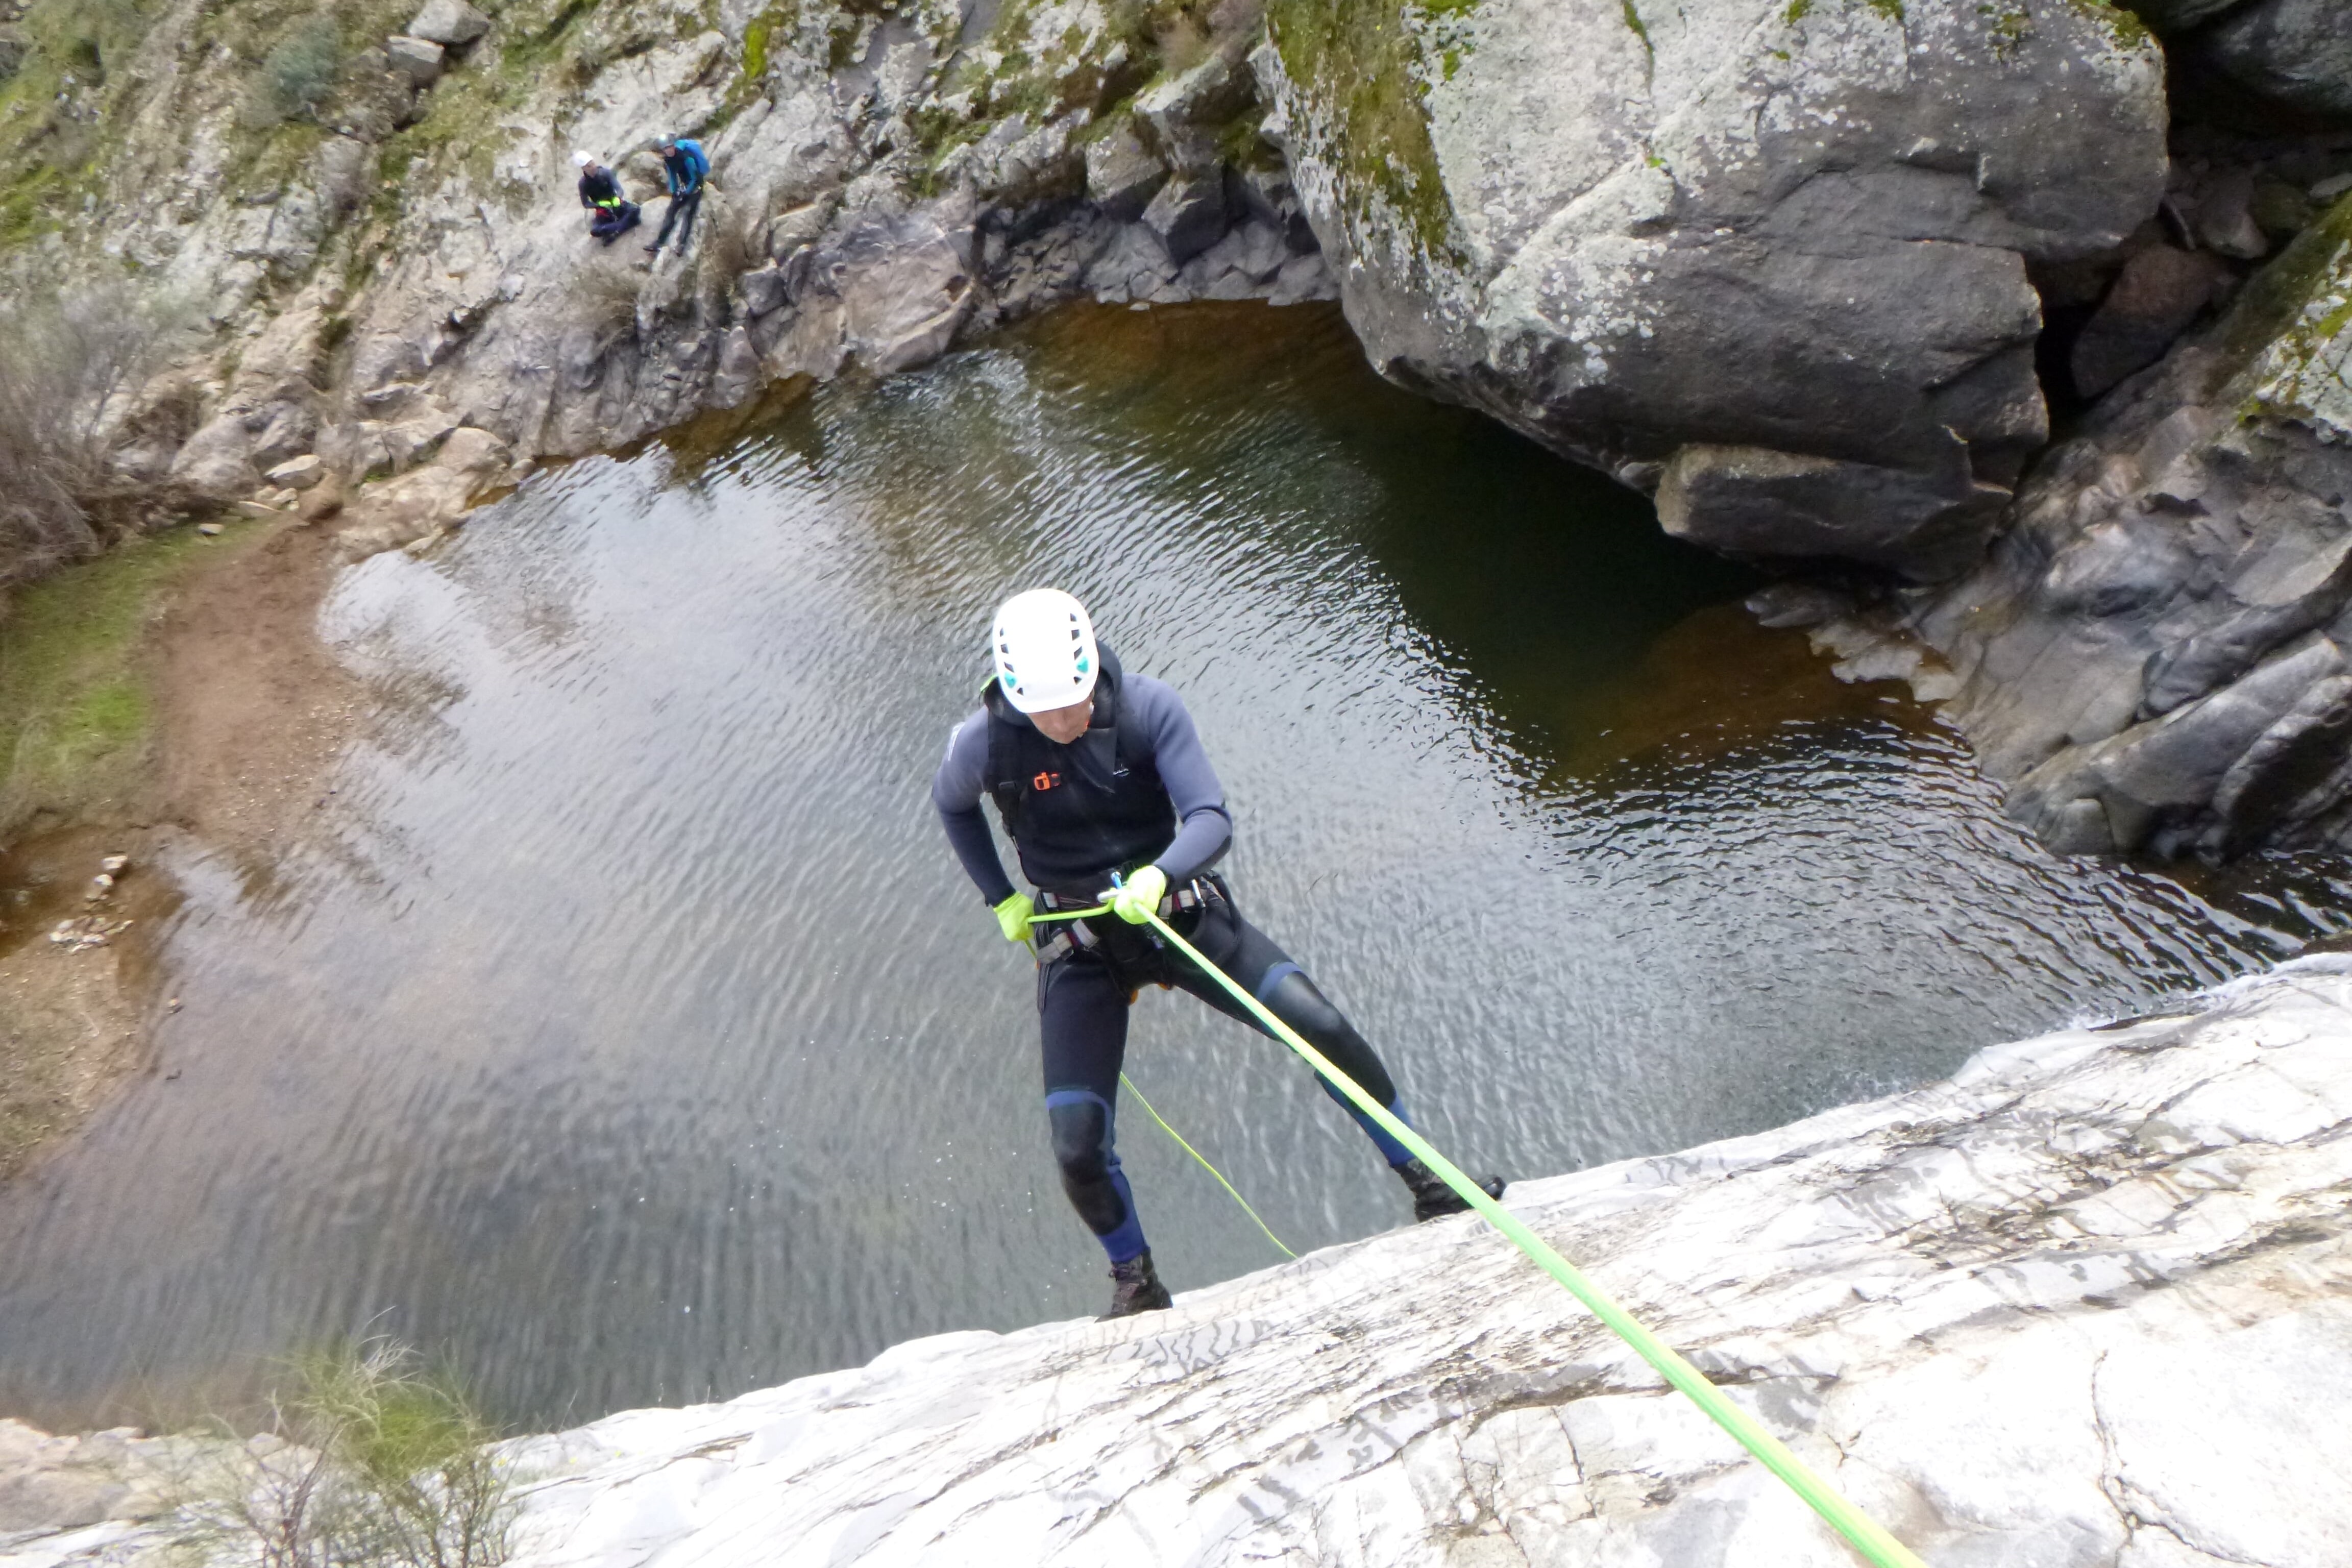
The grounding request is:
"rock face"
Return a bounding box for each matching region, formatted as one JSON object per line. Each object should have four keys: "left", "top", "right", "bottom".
{"left": 1, "top": 0, "right": 1336, "bottom": 567}
{"left": 11, "top": 957, "right": 2352, "bottom": 1566}
{"left": 1878, "top": 195, "right": 2352, "bottom": 858}
{"left": 1258, "top": 0, "right": 2169, "bottom": 580}
{"left": 2200, "top": 1, "right": 2352, "bottom": 125}
{"left": 2125, "top": 0, "right": 2352, "bottom": 126}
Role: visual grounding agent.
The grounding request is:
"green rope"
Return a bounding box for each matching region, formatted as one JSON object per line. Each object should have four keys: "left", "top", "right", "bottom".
{"left": 1032, "top": 898, "right": 1925, "bottom": 1568}
{"left": 1117, "top": 1071, "right": 1295, "bottom": 1260}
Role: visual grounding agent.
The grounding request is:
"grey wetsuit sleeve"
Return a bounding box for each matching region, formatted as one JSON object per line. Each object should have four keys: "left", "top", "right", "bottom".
{"left": 1127, "top": 676, "right": 1234, "bottom": 884}
{"left": 932, "top": 712, "right": 1017, "bottom": 906}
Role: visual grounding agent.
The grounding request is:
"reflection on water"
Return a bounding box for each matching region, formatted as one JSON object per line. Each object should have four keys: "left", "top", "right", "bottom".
{"left": 2, "top": 304, "right": 2345, "bottom": 1430}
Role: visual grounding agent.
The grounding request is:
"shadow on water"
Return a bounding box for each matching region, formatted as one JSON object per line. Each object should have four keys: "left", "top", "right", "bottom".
{"left": 4, "top": 302, "right": 2350, "bottom": 1433}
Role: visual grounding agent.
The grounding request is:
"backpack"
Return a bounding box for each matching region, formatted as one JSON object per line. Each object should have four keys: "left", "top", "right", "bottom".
{"left": 675, "top": 138, "right": 708, "bottom": 186}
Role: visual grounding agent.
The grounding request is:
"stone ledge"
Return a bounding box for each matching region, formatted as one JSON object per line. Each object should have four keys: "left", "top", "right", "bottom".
{"left": 11, "top": 960, "right": 2350, "bottom": 1565}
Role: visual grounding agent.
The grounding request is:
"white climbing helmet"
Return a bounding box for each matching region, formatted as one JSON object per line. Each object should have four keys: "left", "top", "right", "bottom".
{"left": 990, "top": 589, "right": 1099, "bottom": 714}
{"left": 573, "top": 150, "right": 598, "bottom": 167}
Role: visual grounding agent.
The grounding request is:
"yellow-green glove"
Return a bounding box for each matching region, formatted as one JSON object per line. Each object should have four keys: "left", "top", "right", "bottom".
{"left": 1110, "top": 864, "right": 1167, "bottom": 925}
{"left": 993, "top": 891, "right": 1036, "bottom": 945}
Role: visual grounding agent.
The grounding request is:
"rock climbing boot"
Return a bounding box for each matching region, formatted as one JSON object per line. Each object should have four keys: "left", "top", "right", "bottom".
{"left": 1100, "top": 1250, "right": 1173, "bottom": 1319}
{"left": 1400, "top": 1159, "right": 1506, "bottom": 1222}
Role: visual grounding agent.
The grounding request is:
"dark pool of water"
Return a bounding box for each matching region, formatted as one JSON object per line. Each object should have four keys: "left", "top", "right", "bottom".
{"left": 3, "top": 304, "right": 2345, "bottom": 1430}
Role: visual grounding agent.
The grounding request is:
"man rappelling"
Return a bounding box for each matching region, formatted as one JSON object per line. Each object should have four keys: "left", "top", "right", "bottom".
{"left": 933, "top": 589, "right": 1505, "bottom": 1319}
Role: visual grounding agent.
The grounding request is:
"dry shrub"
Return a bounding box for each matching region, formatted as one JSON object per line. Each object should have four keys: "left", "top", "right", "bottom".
{"left": 571, "top": 254, "right": 648, "bottom": 333}
{"left": 0, "top": 282, "right": 195, "bottom": 591}
{"left": 244, "top": 17, "right": 344, "bottom": 129}
{"left": 171, "top": 1339, "right": 520, "bottom": 1568}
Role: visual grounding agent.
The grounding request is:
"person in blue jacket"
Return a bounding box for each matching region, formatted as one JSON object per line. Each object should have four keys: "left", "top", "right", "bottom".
{"left": 932, "top": 589, "right": 1504, "bottom": 1319}
{"left": 645, "top": 134, "right": 708, "bottom": 258}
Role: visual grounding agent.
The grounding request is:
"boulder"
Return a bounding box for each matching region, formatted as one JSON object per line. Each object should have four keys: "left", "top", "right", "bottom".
{"left": 166, "top": 414, "right": 261, "bottom": 498}
{"left": 433, "top": 426, "right": 510, "bottom": 480}
{"left": 264, "top": 453, "right": 327, "bottom": 491}
{"left": 2196, "top": 0, "right": 2352, "bottom": 124}
{"left": 332, "top": 427, "right": 510, "bottom": 560}
{"left": 1880, "top": 195, "right": 2352, "bottom": 858}
{"left": 1134, "top": 52, "right": 1254, "bottom": 172}
{"left": 1658, "top": 440, "right": 2007, "bottom": 581}
{"left": 737, "top": 265, "right": 789, "bottom": 318}
{"left": 404, "top": 0, "right": 489, "bottom": 47}
{"left": 1259, "top": 0, "right": 2168, "bottom": 580}
{"left": 383, "top": 35, "right": 445, "bottom": 87}
{"left": 1141, "top": 172, "right": 1230, "bottom": 265}
{"left": 1084, "top": 125, "right": 1168, "bottom": 223}
{"left": 760, "top": 200, "right": 978, "bottom": 380}
{"left": 298, "top": 476, "right": 346, "bottom": 523}
{"left": 2069, "top": 244, "right": 2235, "bottom": 399}
{"left": 1228, "top": 163, "right": 1312, "bottom": 251}
{"left": 247, "top": 401, "right": 319, "bottom": 471}
{"left": 2192, "top": 165, "right": 2269, "bottom": 260}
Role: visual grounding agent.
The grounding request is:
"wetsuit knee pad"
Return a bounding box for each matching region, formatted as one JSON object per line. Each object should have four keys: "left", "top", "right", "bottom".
{"left": 1047, "top": 1096, "right": 1112, "bottom": 1182}
{"left": 1046, "top": 1093, "right": 1133, "bottom": 1239}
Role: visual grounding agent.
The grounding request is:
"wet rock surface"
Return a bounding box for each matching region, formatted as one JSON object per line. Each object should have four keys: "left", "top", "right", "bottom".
{"left": 7, "top": 956, "right": 2351, "bottom": 1565}
{"left": 1869, "top": 192, "right": 2352, "bottom": 859}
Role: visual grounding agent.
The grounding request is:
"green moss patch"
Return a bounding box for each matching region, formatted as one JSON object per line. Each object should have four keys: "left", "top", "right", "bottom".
{"left": 1265, "top": 0, "right": 1478, "bottom": 260}
{"left": 2070, "top": 0, "right": 2151, "bottom": 48}
{"left": 0, "top": 0, "right": 149, "bottom": 248}
{"left": 2221, "top": 192, "right": 2352, "bottom": 425}
{"left": 0, "top": 522, "right": 243, "bottom": 836}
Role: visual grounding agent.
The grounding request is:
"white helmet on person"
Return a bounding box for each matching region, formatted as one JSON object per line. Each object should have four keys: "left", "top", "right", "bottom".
{"left": 991, "top": 589, "right": 1099, "bottom": 714}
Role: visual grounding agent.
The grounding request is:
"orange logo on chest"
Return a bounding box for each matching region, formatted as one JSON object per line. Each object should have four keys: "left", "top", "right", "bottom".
{"left": 1033, "top": 770, "right": 1061, "bottom": 791}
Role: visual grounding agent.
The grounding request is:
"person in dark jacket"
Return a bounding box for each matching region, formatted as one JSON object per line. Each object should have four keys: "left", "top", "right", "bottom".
{"left": 933, "top": 589, "right": 1505, "bottom": 1319}
{"left": 575, "top": 153, "right": 639, "bottom": 244}
{"left": 645, "top": 134, "right": 708, "bottom": 257}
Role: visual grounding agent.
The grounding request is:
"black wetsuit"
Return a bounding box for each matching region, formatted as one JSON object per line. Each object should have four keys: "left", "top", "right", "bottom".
{"left": 578, "top": 167, "right": 638, "bottom": 243}
{"left": 932, "top": 646, "right": 1416, "bottom": 1264}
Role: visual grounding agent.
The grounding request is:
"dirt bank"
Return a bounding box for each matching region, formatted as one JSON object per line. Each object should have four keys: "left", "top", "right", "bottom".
{"left": 0, "top": 518, "right": 358, "bottom": 1181}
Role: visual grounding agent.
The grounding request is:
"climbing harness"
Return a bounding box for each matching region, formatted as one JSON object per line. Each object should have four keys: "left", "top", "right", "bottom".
{"left": 1032, "top": 876, "right": 1215, "bottom": 962}
{"left": 1116, "top": 1070, "right": 1295, "bottom": 1260}
{"left": 1027, "top": 896, "right": 1928, "bottom": 1568}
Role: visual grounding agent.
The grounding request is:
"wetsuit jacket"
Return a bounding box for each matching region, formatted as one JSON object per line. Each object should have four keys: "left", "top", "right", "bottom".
{"left": 659, "top": 142, "right": 707, "bottom": 197}
{"left": 933, "top": 654, "right": 1233, "bottom": 903}
{"left": 578, "top": 167, "right": 622, "bottom": 209}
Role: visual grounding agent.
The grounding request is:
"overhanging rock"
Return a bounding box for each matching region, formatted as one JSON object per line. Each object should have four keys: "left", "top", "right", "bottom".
{"left": 1258, "top": 0, "right": 2169, "bottom": 581}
